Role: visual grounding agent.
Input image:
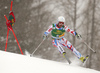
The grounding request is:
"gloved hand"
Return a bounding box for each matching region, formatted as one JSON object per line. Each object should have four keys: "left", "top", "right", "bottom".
{"left": 43, "top": 34, "right": 47, "bottom": 40}
{"left": 76, "top": 32, "right": 82, "bottom": 39}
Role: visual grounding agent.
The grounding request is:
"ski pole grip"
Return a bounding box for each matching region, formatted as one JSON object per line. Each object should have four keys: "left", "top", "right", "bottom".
{"left": 10, "top": 1, "right": 13, "bottom": 11}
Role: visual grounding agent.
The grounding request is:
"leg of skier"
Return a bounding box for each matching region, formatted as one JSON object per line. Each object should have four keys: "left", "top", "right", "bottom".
{"left": 52, "top": 39, "right": 65, "bottom": 54}
{"left": 59, "top": 38, "right": 85, "bottom": 62}
{"left": 52, "top": 39, "right": 72, "bottom": 64}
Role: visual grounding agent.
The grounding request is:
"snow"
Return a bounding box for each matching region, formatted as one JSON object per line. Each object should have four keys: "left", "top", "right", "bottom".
{"left": 0, "top": 51, "right": 100, "bottom": 73}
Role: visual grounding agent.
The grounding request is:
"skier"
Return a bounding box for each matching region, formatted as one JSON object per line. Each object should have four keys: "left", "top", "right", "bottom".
{"left": 43, "top": 16, "right": 86, "bottom": 63}
{"left": 6, "top": 11, "right": 15, "bottom": 30}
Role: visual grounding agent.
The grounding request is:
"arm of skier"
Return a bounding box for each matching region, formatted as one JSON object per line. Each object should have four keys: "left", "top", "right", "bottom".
{"left": 65, "top": 25, "right": 81, "bottom": 39}
{"left": 65, "top": 25, "right": 76, "bottom": 36}
{"left": 43, "top": 25, "right": 52, "bottom": 40}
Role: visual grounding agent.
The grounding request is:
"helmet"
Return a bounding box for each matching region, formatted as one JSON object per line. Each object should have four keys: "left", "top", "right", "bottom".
{"left": 58, "top": 16, "right": 65, "bottom": 23}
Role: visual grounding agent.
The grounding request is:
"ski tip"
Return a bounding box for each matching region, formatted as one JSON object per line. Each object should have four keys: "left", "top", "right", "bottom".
{"left": 4, "top": 15, "right": 8, "bottom": 22}
{"left": 4, "top": 15, "right": 6, "bottom": 17}
{"left": 10, "top": 1, "right": 13, "bottom": 11}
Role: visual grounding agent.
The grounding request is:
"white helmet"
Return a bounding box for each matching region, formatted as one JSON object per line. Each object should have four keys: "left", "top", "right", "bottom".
{"left": 58, "top": 16, "right": 65, "bottom": 22}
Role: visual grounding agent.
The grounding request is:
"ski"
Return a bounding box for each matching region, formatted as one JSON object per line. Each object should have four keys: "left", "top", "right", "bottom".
{"left": 10, "top": 1, "right": 13, "bottom": 11}
{"left": 63, "top": 53, "right": 72, "bottom": 64}
{"left": 59, "top": 46, "right": 71, "bottom": 64}
{"left": 83, "top": 55, "right": 89, "bottom": 66}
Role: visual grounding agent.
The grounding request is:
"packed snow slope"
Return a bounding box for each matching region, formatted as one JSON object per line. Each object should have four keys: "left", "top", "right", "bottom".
{"left": 0, "top": 51, "right": 100, "bottom": 73}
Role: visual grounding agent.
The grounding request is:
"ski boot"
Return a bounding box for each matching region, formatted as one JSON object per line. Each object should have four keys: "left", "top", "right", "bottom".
{"left": 62, "top": 52, "right": 72, "bottom": 64}
{"left": 79, "top": 57, "right": 85, "bottom": 63}
{"left": 79, "top": 55, "right": 89, "bottom": 63}
{"left": 63, "top": 52, "right": 66, "bottom": 58}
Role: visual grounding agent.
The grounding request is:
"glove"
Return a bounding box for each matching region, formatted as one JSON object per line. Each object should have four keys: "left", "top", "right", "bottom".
{"left": 43, "top": 35, "right": 47, "bottom": 40}
{"left": 76, "top": 32, "right": 82, "bottom": 39}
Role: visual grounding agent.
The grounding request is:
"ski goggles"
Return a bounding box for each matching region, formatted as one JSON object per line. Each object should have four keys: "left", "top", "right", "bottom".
{"left": 59, "top": 22, "right": 64, "bottom": 25}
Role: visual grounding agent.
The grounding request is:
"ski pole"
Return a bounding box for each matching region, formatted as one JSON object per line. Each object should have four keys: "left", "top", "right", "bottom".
{"left": 30, "top": 39, "right": 45, "bottom": 56}
{"left": 81, "top": 38, "right": 96, "bottom": 53}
